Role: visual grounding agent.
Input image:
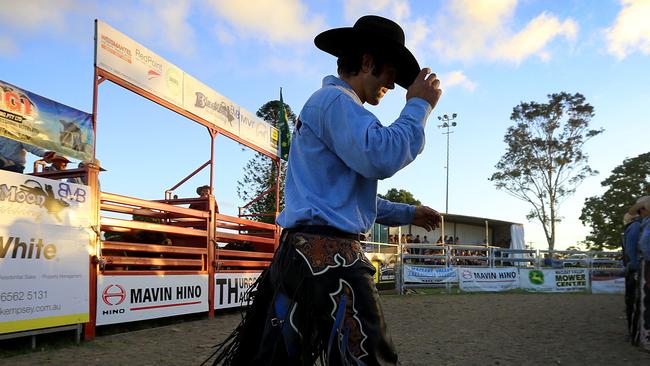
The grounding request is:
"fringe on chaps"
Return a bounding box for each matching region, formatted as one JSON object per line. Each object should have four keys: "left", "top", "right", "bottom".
{"left": 203, "top": 230, "right": 398, "bottom": 365}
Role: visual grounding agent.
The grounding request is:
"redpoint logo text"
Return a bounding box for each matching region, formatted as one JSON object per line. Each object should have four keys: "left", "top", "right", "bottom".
{"left": 135, "top": 49, "right": 162, "bottom": 73}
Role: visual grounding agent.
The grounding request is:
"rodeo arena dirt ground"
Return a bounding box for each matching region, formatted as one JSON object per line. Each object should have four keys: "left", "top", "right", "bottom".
{"left": 2, "top": 293, "right": 650, "bottom": 366}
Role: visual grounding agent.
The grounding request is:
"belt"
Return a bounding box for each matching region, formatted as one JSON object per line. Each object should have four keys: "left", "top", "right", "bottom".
{"left": 284, "top": 225, "right": 367, "bottom": 241}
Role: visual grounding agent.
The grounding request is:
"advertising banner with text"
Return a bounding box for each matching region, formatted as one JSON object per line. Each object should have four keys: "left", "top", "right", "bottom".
{"left": 520, "top": 268, "right": 589, "bottom": 292}
{"left": 214, "top": 272, "right": 260, "bottom": 309}
{"left": 403, "top": 266, "right": 457, "bottom": 284}
{"left": 458, "top": 267, "right": 520, "bottom": 292}
{"left": 95, "top": 20, "right": 184, "bottom": 108}
{"left": 0, "top": 80, "right": 94, "bottom": 162}
{"left": 96, "top": 275, "right": 208, "bottom": 325}
{"left": 0, "top": 170, "right": 91, "bottom": 334}
{"left": 366, "top": 252, "right": 397, "bottom": 284}
{"left": 96, "top": 20, "right": 279, "bottom": 157}
{"left": 591, "top": 271, "right": 625, "bottom": 294}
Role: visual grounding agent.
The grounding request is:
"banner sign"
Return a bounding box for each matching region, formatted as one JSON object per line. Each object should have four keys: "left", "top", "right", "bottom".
{"left": 183, "top": 75, "right": 240, "bottom": 136}
{"left": 520, "top": 268, "right": 589, "bottom": 292}
{"left": 0, "top": 171, "right": 91, "bottom": 334}
{"left": 403, "top": 265, "right": 457, "bottom": 284}
{"left": 366, "top": 252, "right": 397, "bottom": 283}
{"left": 95, "top": 20, "right": 184, "bottom": 108}
{"left": 591, "top": 271, "right": 625, "bottom": 294}
{"left": 214, "top": 272, "right": 260, "bottom": 309}
{"left": 95, "top": 20, "right": 279, "bottom": 157}
{"left": 0, "top": 80, "right": 94, "bottom": 162}
{"left": 96, "top": 275, "right": 208, "bottom": 325}
{"left": 459, "top": 267, "right": 520, "bottom": 292}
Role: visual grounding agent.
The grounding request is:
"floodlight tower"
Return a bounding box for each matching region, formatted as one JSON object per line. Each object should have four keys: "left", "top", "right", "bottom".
{"left": 437, "top": 113, "right": 458, "bottom": 214}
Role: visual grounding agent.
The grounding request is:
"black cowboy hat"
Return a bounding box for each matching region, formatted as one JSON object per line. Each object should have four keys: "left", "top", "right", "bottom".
{"left": 314, "top": 15, "right": 420, "bottom": 89}
{"left": 196, "top": 185, "right": 210, "bottom": 195}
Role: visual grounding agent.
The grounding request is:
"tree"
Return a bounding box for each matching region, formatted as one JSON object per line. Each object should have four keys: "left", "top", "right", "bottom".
{"left": 378, "top": 188, "right": 421, "bottom": 205}
{"left": 580, "top": 152, "right": 650, "bottom": 250}
{"left": 237, "top": 100, "right": 296, "bottom": 224}
{"left": 489, "top": 92, "right": 603, "bottom": 250}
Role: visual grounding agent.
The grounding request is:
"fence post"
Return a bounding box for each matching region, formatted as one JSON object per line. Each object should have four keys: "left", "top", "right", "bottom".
{"left": 397, "top": 226, "right": 403, "bottom": 295}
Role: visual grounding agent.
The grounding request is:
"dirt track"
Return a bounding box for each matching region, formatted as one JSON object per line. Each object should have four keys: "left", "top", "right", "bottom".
{"left": 3, "top": 293, "right": 650, "bottom": 365}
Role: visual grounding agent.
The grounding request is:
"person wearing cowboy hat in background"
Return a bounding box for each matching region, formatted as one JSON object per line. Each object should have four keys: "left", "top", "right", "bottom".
{"left": 189, "top": 184, "right": 219, "bottom": 213}
{"left": 629, "top": 196, "right": 650, "bottom": 350}
{"left": 44, "top": 154, "right": 71, "bottom": 172}
{"left": 209, "top": 15, "right": 442, "bottom": 366}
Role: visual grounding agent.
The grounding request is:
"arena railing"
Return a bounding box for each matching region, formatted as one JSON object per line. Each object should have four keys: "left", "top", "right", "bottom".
{"left": 394, "top": 243, "right": 623, "bottom": 293}
{"left": 99, "top": 192, "right": 210, "bottom": 275}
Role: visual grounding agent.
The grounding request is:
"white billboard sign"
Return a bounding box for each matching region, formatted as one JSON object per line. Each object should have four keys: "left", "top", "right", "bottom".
{"left": 403, "top": 266, "right": 457, "bottom": 283}
{"left": 0, "top": 171, "right": 91, "bottom": 334}
{"left": 183, "top": 75, "right": 240, "bottom": 136}
{"left": 96, "top": 20, "right": 184, "bottom": 108}
{"left": 591, "top": 273, "right": 625, "bottom": 294}
{"left": 214, "top": 272, "right": 260, "bottom": 309}
{"left": 459, "top": 267, "right": 520, "bottom": 292}
{"left": 95, "top": 20, "right": 279, "bottom": 158}
{"left": 96, "top": 275, "right": 208, "bottom": 325}
{"left": 520, "top": 268, "right": 589, "bottom": 292}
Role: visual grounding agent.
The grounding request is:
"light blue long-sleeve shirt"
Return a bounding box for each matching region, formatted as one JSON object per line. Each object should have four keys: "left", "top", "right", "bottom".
{"left": 640, "top": 216, "right": 650, "bottom": 260}
{"left": 0, "top": 136, "right": 47, "bottom": 167}
{"left": 277, "top": 75, "right": 432, "bottom": 234}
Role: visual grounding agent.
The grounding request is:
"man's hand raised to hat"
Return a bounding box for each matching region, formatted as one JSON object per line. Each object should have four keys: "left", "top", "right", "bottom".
{"left": 412, "top": 205, "right": 442, "bottom": 231}
{"left": 406, "top": 68, "right": 442, "bottom": 109}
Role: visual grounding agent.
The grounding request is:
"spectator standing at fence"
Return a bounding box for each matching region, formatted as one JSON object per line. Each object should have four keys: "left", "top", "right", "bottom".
{"left": 623, "top": 211, "right": 641, "bottom": 344}
{"left": 209, "top": 15, "right": 442, "bottom": 366}
{"left": 423, "top": 235, "right": 429, "bottom": 243}
{"left": 629, "top": 196, "right": 650, "bottom": 350}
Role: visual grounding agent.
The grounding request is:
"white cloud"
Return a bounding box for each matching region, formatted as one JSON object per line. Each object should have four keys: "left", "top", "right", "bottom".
{"left": 143, "top": 0, "right": 195, "bottom": 55}
{"left": 206, "top": 0, "right": 324, "bottom": 43}
{"left": 431, "top": 0, "right": 578, "bottom": 64}
{"left": 0, "top": 0, "right": 78, "bottom": 32}
{"left": 0, "top": 34, "right": 17, "bottom": 56}
{"left": 605, "top": 0, "right": 650, "bottom": 59}
{"left": 492, "top": 13, "right": 577, "bottom": 63}
{"left": 214, "top": 27, "right": 236, "bottom": 45}
{"left": 442, "top": 70, "right": 477, "bottom": 92}
{"left": 0, "top": 0, "right": 196, "bottom": 55}
{"left": 343, "top": 0, "right": 411, "bottom": 22}
{"left": 404, "top": 18, "right": 430, "bottom": 55}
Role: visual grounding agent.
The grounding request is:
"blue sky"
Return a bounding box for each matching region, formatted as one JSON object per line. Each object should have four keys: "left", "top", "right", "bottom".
{"left": 1, "top": 0, "right": 648, "bottom": 249}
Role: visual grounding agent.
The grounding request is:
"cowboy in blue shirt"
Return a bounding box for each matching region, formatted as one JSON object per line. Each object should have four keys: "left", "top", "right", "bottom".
{"left": 211, "top": 16, "right": 442, "bottom": 366}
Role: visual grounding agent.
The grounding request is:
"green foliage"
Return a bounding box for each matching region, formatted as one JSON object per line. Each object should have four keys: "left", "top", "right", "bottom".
{"left": 378, "top": 188, "right": 421, "bottom": 205}
{"left": 490, "top": 92, "right": 603, "bottom": 250}
{"left": 237, "top": 100, "right": 296, "bottom": 224}
{"left": 580, "top": 152, "right": 650, "bottom": 250}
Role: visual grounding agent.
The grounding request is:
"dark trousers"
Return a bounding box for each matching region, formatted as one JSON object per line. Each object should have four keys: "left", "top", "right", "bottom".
{"left": 216, "top": 230, "right": 398, "bottom": 366}
{"left": 625, "top": 269, "right": 639, "bottom": 344}
{"left": 640, "top": 261, "right": 650, "bottom": 350}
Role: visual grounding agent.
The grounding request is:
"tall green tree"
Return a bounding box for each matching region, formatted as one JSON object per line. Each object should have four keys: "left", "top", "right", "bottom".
{"left": 580, "top": 152, "right": 650, "bottom": 250}
{"left": 237, "top": 99, "right": 296, "bottom": 224}
{"left": 489, "top": 92, "right": 603, "bottom": 250}
{"left": 378, "top": 188, "right": 421, "bottom": 205}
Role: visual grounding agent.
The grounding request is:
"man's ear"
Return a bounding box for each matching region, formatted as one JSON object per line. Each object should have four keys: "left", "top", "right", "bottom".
{"left": 361, "top": 54, "right": 374, "bottom": 74}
